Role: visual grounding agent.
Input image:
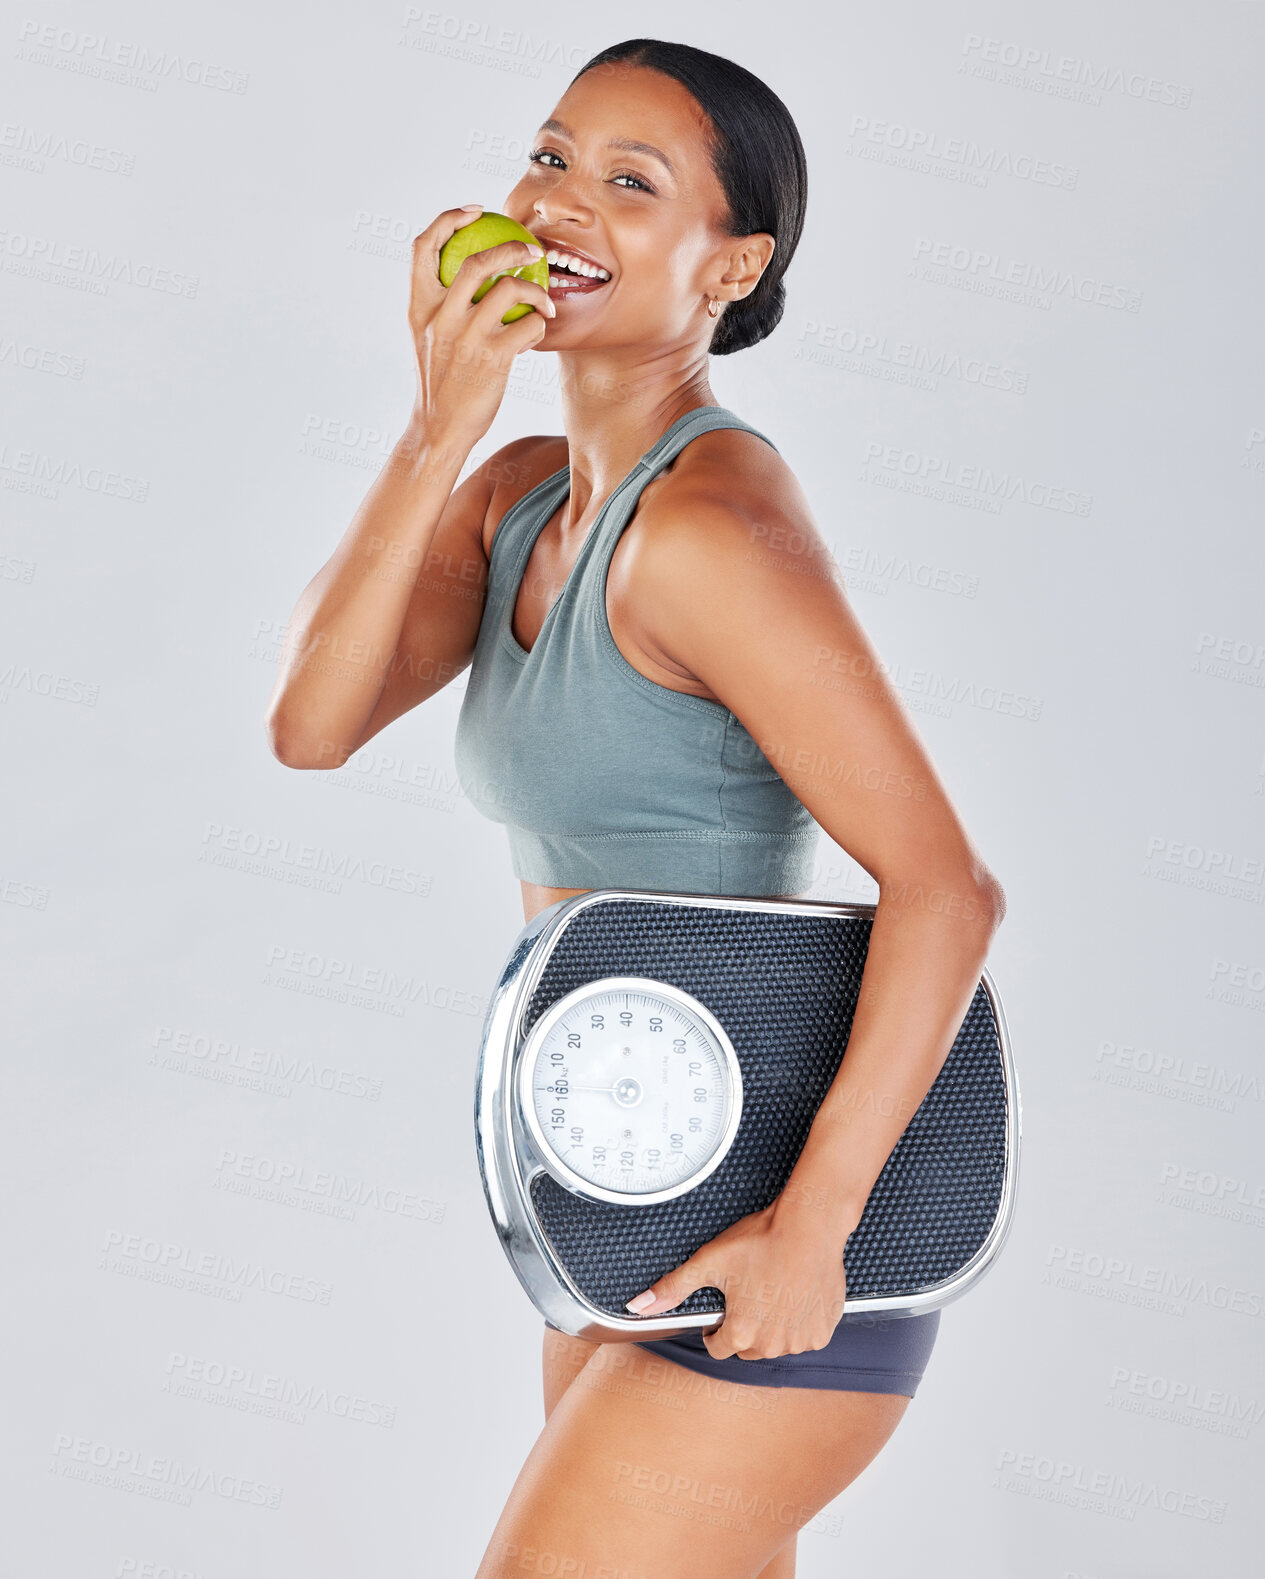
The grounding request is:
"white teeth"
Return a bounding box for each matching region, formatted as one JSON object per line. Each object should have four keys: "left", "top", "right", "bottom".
{"left": 543, "top": 248, "right": 611, "bottom": 281}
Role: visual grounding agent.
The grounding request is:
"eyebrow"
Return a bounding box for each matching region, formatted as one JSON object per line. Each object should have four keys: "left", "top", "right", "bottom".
{"left": 537, "top": 118, "right": 677, "bottom": 179}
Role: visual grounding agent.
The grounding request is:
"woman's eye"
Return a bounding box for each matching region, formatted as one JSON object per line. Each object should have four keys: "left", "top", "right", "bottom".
{"left": 526, "top": 148, "right": 653, "bottom": 193}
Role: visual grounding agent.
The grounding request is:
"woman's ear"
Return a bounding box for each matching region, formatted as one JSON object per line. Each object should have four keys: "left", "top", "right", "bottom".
{"left": 715, "top": 232, "right": 776, "bottom": 303}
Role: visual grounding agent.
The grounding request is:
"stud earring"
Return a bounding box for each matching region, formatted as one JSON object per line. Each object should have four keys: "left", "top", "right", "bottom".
{"left": 706, "top": 298, "right": 720, "bottom": 318}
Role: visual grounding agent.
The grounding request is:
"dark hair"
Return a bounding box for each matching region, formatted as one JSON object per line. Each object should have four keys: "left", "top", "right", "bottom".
{"left": 569, "top": 39, "right": 808, "bottom": 356}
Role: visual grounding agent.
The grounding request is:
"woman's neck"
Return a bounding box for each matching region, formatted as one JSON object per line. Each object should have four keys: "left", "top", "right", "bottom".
{"left": 552, "top": 356, "right": 718, "bottom": 526}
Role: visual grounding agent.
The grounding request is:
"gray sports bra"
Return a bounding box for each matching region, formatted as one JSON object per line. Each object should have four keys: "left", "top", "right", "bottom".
{"left": 453, "top": 404, "right": 819, "bottom": 894}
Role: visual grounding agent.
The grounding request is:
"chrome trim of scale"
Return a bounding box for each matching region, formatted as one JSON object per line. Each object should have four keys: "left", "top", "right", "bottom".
{"left": 473, "top": 888, "right": 1021, "bottom": 1345}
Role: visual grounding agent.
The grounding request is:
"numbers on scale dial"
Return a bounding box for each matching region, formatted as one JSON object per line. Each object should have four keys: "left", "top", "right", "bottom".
{"left": 530, "top": 985, "right": 733, "bottom": 1195}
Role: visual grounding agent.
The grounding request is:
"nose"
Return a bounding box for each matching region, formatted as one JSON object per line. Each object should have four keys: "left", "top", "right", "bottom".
{"left": 532, "top": 193, "right": 587, "bottom": 229}
{"left": 529, "top": 160, "right": 600, "bottom": 223}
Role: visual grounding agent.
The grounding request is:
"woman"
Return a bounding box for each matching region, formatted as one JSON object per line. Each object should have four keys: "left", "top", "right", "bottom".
{"left": 267, "top": 37, "right": 1005, "bottom": 1579}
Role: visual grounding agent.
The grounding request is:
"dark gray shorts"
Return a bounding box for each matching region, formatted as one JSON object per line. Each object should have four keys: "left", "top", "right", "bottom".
{"left": 627, "top": 1308, "right": 941, "bottom": 1396}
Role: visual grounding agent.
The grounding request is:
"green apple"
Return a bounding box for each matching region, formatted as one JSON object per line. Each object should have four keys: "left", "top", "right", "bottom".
{"left": 438, "top": 211, "right": 550, "bottom": 324}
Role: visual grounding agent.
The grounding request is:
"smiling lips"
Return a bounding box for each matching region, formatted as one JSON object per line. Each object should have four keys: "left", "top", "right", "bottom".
{"left": 543, "top": 246, "right": 612, "bottom": 297}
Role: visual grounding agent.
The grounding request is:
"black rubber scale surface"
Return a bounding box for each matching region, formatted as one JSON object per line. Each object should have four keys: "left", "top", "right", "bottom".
{"left": 520, "top": 898, "right": 1008, "bottom": 1318}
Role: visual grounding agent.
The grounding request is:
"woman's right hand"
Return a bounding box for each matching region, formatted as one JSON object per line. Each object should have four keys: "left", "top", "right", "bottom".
{"left": 407, "top": 205, "right": 555, "bottom": 449}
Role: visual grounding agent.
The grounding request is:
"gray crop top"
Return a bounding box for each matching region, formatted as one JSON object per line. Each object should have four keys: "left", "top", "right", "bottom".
{"left": 453, "top": 404, "right": 820, "bottom": 895}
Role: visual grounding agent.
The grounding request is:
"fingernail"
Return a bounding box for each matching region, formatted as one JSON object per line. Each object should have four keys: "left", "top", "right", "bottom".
{"left": 525, "top": 244, "right": 544, "bottom": 258}
{"left": 625, "top": 1290, "right": 656, "bottom": 1313}
{"left": 460, "top": 202, "right": 483, "bottom": 212}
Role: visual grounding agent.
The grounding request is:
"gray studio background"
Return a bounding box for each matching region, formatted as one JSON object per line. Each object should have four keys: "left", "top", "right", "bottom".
{"left": 3, "top": 2, "right": 1262, "bottom": 1575}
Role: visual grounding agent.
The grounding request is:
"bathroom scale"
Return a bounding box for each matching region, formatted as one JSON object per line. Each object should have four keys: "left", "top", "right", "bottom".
{"left": 473, "top": 889, "right": 1020, "bottom": 1344}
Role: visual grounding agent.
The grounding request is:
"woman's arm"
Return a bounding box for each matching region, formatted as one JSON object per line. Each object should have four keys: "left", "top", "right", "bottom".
{"left": 265, "top": 421, "right": 487, "bottom": 769}
{"left": 266, "top": 205, "right": 554, "bottom": 769}
{"left": 633, "top": 467, "right": 1006, "bottom": 1246}
{"left": 775, "top": 871, "right": 1004, "bottom": 1249}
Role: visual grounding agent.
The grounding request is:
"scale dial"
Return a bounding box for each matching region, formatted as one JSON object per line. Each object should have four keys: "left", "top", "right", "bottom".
{"left": 517, "top": 975, "right": 743, "bottom": 1205}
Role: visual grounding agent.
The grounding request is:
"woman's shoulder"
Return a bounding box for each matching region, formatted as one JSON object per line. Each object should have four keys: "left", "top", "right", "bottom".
{"left": 477, "top": 433, "right": 569, "bottom": 560}
{"left": 607, "top": 423, "right": 834, "bottom": 695}
{"left": 641, "top": 419, "right": 814, "bottom": 544}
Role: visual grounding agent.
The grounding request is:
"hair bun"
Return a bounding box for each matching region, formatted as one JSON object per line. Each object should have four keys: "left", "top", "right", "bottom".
{"left": 711, "top": 278, "right": 786, "bottom": 358}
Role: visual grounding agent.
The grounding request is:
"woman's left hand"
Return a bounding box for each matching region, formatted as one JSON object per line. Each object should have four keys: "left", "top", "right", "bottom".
{"left": 624, "top": 1196, "right": 853, "bottom": 1361}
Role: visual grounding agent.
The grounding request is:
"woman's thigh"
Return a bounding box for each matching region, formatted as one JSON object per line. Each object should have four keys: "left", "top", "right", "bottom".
{"left": 541, "top": 1327, "right": 600, "bottom": 1420}
{"left": 475, "top": 1328, "right": 911, "bottom": 1579}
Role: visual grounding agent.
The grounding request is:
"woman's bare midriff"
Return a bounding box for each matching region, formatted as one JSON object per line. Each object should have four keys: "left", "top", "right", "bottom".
{"left": 520, "top": 880, "right": 813, "bottom": 926}
{"left": 521, "top": 881, "right": 593, "bottom": 926}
